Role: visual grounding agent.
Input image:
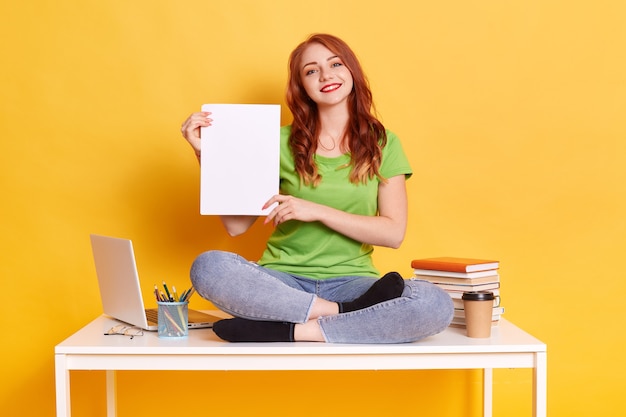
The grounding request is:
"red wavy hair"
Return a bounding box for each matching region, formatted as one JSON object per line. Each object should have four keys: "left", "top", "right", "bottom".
{"left": 286, "top": 33, "right": 387, "bottom": 186}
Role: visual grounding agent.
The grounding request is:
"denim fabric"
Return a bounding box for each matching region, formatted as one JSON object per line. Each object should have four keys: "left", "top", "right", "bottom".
{"left": 190, "top": 250, "right": 453, "bottom": 344}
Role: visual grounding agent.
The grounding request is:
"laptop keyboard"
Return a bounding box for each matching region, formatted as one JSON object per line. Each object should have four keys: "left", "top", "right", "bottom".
{"left": 145, "top": 309, "right": 158, "bottom": 323}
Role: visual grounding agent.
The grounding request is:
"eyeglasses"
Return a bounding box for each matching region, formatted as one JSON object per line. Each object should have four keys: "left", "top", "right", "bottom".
{"left": 104, "top": 324, "right": 144, "bottom": 339}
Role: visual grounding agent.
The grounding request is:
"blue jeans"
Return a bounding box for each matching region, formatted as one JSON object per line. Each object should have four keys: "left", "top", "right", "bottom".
{"left": 190, "top": 250, "right": 453, "bottom": 343}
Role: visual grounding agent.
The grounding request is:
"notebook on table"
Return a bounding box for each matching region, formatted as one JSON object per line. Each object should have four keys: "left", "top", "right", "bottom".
{"left": 90, "top": 234, "right": 222, "bottom": 331}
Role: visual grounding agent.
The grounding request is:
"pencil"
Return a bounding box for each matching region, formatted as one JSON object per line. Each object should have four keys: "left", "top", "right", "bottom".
{"left": 162, "top": 281, "right": 172, "bottom": 301}
{"left": 183, "top": 287, "right": 195, "bottom": 302}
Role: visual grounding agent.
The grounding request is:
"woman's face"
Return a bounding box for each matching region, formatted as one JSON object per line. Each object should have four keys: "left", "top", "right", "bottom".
{"left": 299, "top": 42, "right": 354, "bottom": 108}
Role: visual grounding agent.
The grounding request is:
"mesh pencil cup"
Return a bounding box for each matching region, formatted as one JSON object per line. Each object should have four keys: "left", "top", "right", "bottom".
{"left": 157, "top": 301, "right": 189, "bottom": 337}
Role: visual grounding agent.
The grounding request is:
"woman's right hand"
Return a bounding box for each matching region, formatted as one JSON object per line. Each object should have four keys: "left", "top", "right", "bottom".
{"left": 180, "top": 111, "right": 212, "bottom": 156}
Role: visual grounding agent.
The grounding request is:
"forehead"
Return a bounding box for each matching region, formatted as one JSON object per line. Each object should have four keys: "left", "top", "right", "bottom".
{"left": 300, "top": 42, "right": 337, "bottom": 65}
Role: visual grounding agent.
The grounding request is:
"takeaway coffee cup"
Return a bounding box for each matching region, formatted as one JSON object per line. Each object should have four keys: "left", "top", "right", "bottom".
{"left": 462, "top": 291, "right": 495, "bottom": 338}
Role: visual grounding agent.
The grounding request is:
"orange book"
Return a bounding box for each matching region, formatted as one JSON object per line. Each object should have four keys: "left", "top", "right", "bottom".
{"left": 410, "top": 257, "right": 499, "bottom": 273}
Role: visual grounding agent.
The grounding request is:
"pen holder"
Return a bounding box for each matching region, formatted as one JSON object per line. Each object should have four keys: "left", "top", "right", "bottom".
{"left": 157, "top": 301, "right": 189, "bottom": 338}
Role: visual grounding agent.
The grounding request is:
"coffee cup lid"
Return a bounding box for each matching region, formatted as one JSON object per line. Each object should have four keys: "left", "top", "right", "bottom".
{"left": 462, "top": 291, "right": 495, "bottom": 301}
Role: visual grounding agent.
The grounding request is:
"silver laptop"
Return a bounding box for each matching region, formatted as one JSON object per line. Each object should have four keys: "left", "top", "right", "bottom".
{"left": 90, "top": 234, "right": 221, "bottom": 331}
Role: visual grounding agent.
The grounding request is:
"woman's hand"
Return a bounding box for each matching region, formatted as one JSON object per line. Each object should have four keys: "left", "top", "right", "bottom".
{"left": 262, "top": 175, "right": 408, "bottom": 248}
{"left": 263, "top": 195, "right": 321, "bottom": 226}
{"left": 180, "top": 111, "right": 212, "bottom": 156}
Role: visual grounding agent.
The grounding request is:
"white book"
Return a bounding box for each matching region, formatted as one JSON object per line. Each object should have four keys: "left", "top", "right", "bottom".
{"left": 200, "top": 104, "right": 280, "bottom": 215}
{"left": 413, "top": 268, "right": 498, "bottom": 279}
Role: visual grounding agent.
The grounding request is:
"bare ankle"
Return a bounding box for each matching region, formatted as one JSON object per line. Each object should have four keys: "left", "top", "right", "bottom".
{"left": 308, "top": 297, "right": 339, "bottom": 320}
{"left": 294, "top": 320, "right": 326, "bottom": 342}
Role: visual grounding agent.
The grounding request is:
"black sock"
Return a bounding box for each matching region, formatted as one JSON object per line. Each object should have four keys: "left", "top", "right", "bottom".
{"left": 338, "top": 271, "right": 405, "bottom": 313}
{"left": 213, "top": 318, "right": 295, "bottom": 342}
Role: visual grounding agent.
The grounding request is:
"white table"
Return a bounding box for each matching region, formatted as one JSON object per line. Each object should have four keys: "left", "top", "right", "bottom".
{"left": 55, "top": 315, "right": 546, "bottom": 417}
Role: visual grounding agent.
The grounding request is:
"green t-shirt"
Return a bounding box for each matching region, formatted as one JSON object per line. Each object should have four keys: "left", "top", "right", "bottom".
{"left": 257, "top": 125, "right": 412, "bottom": 279}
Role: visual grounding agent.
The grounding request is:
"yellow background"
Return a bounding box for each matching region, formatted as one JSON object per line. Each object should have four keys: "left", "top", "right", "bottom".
{"left": 1, "top": 1, "right": 624, "bottom": 416}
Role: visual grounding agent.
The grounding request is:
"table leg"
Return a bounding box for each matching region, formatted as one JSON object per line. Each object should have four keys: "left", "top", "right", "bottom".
{"left": 533, "top": 352, "right": 547, "bottom": 417}
{"left": 54, "top": 354, "right": 71, "bottom": 417}
{"left": 106, "top": 370, "right": 117, "bottom": 417}
{"left": 483, "top": 368, "right": 493, "bottom": 417}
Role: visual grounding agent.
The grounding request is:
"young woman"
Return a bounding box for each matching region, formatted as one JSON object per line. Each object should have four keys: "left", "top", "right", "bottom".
{"left": 180, "top": 33, "right": 453, "bottom": 343}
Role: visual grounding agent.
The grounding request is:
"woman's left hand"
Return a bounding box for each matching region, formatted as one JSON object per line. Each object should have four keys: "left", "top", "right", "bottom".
{"left": 263, "top": 195, "right": 321, "bottom": 226}
{"left": 261, "top": 175, "right": 408, "bottom": 248}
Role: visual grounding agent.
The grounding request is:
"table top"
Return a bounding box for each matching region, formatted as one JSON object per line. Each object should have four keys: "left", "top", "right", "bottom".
{"left": 55, "top": 314, "right": 546, "bottom": 356}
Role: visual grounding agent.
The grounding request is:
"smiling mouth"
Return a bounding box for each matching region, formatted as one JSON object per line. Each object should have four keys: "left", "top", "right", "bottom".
{"left": 321, "top": 83, "right": 341, "bottom": 93}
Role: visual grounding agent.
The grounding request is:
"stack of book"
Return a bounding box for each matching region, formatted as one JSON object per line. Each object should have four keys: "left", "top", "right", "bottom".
{"left": 411, "top": 256, "right": 504, "bottom": 327}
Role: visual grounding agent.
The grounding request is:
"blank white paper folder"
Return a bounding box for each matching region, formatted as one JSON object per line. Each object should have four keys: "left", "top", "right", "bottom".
{"left": 200, "top": 104, "right": 280, "bottom": 215}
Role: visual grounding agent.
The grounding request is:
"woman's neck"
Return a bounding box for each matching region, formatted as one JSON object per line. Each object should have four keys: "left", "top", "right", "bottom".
{"left": 317, "top": 105, "right": 349, "bottom": 157}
